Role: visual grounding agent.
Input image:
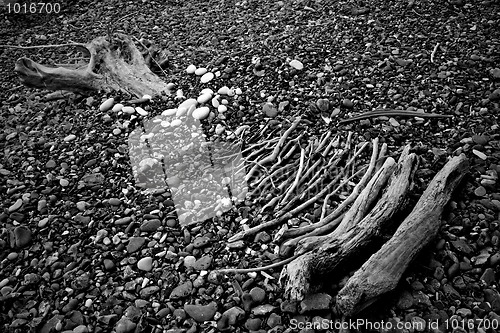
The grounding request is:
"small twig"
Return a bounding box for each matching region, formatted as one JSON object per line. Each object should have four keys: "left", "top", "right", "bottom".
{"left": 431, "top": 42, "right": 440, "bottom": 63}
{"left": 280, "top": 147, "right": 306, "bottom": 204}
{"left": 339, "top": 109, "right": 452, "bottom": 124}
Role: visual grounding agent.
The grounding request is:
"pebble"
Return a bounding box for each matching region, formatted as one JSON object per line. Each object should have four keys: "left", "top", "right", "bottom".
{"left": 140, "top": 219, "right": 161, "bottom": 232}
{"left": 300, "top": 293, "right": 332, "bottom": 313}
{"left": 194, "top": 67, "right": 207, "bottom": 75}
{"left": 197, "top": 93, "right": 212, "bottom": 104}
{"left": 267, "top": 313, "right": 282, "bottom": 328}
{"left": 12, "top": 226, "right": 32, "bottom": 248}
{"left": 137, "top": 257, "right": 153, "bottom": 271}
{"left": 60, "top": 179, "right": 69, "bottom": 187}
{"left": 192, "top": 255, "right": 212, "bottom": 270}
{"left": 489, "top": 88, "right": 500, "bottom": 101}
{"left": 218, "top": 306, "right": 245, "bottom": 329}
{"left": 64, "top": 134, "right": 76, "bottom": 142}
{"left": 262, "top": 102, "right": 278, "bottom": 117}
{"left": 127, "top": 237, "right": 145, "bottom": 253}
{"left": 112, "top": 103, "right": 124, "bottom": 112}
{"left": 342, "top": 98, "right": 354, "bottom": 108}
{"left": 8, "top": 198, "right": 23, "bottom": 212}
{"left": 249, "top": 287, "right": 266, "bottom": 303}
{"left": 122, "top": 106, "right": 135, "bottom": 114}
{"left": 115, "top": 317, "right": 136, "bottom": 333}
{"left": 170, "top": 281, "right": 193, "bottom": 299}
{"left": 192, "top": 107, "right": 210, "bottom": 120}
{"left": 186, "top": 64, "right": 197, "bottom": 74}
{"left": 245, "top": 318, "right": 262, "bottom": 331}
{"left": 135, "top": 107, "right": 148, "bottom": 116}
{"left": 473, "top": 149, "right": 487, "bottom": 160}
{"left": 100, "top": 98, "right": 115, "bottom": 112}
{"left": 184, "top": 255, "right": 196, "bottom": 268}
{"left": 215, "top": 124, "right": 226, "bottom": 135}
{"left": 218, "top": 86, "right": 230, "bottom": 95}
{"left": 200, "top": 72, "right": 214, "bottom": 83}
{"left": 474, "top": 186, "right": 487, "bottom": 197}
{"left": 218, "top": 105, "right": 227, "bottom": 113}
{"left": 184, "top": 302, "right": 217, "bottom": 322}
{"left": 316, "top": 98, "right": 330, "bottom": 112}
{"left": 289, "top": 59, "right": 304, "bottom": 70}
{"left": 162, "top": 108, "right": 177, "bottom": 116}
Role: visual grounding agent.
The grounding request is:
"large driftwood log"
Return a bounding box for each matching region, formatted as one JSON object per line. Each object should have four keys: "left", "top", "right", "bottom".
{"left": 336, "top": 154, "right": 469, "bottom": 316}
{"left": 282, "top": 146, "right": 418, "bottom": 300}
{"left": 14, "top": 33, "right": 170, "bottom": 98}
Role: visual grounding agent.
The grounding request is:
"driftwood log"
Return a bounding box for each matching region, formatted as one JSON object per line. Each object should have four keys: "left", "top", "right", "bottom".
{"left": 14, "top": 33, "right": 169, "bottom": 98}
{"left": 281, "top": 150, "right": 468, "bottom": 317}
{"left": 336, "top": 153, "right": 469, "bottom": 316}
{"left": 282, "top": 145, "right": 418, "bottom": 300}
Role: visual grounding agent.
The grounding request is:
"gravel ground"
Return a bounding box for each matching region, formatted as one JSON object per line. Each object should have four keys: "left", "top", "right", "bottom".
{"left": 1, "top": 0, "right": 500, "bottom": 332}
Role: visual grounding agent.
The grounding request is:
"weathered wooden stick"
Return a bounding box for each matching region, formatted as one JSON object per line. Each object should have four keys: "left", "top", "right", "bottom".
{"left": 336, "top": 154, "right": 469, "bottom": 317}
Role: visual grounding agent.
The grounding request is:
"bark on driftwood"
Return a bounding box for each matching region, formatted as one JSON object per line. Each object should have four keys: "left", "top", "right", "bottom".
{"left": 335, "top": 154, "right": 469, "bottom": 316}
{"left": 14, "top": 33, "right": 170, "bottom": 98}
{"left": 282, "top": 145, "right": 419, "bottom": 300}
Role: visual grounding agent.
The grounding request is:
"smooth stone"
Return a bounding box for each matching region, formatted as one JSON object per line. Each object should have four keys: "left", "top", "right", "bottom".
{"left": 197, "top": 93, "right": 212, "bottom": 104}
{"left": 300, "top": 293, "right": 332, "bottom": 313}
{"left": 186, "top": 64, "right": 197, "bottom": 74}
{"left": 115, "top": 216, "right": 132, "bottom": 225}
{"left": 170, "top": 119, "right": 182, "bottom": 127}
{"left": 267, "top": 313, "right": 282, "bottom": 328}
{"left": 289, "top": 59, "right": 304, "bottom": 70}
{"left": 217, "top": 105, "right": 227, "bottom": 113}
{"left": 342, "top": 98, "right": 354, "bottom": 108}
{"left": 192, "top": 255, "right": 212, "bottom": 271}
{"left": 12, "top": 226, "right": 32, "bottom": 248}
{"left": 251, "top": 304, "right": 276, "bottom": 315}
{"left": 217, "top": 86, "right": 230, "bottom": 95}
{"left": 184, "top": 302, "right": 217, "bottom": 322}
{"left": 115, "top": 316, "right": 136, "bottom": 333}
{"left": 250, "top": 287, "right": 266, "bottom": 303}
{"left": 473, "top": 149, "right": 487, "bottom": 160}
{"left": 140, "top": 219, "right": 161, "bottom": 232}
{"left": 194, "top": 67, "right": 207, "bottom": 75}
{"left": 218, "top": 306, "right": 245, "bottom": 328}
{"left": 316, "top": 98, "right": 330, "bottom": 112}
{"left": 193, "top": 237, "right": 210, "bottom": 248}
{"left": 122, "top": 106, "right": 135, "bottom": 114}
{"left": 215, "top": 124, "right": 225, "bottom": 135}
{"left": 178, "top": 98, "right": 198, "bottom": 110}
{"left": 112, "top": 103, "right": 124, "bottom": 112}
{"left": 135, "top": 107, "right": 148, "bottom": 116}
{"left": 176, "top": 106, "right": 188, "bottom": 117}
{"left": 162, "top": 108, "right": 177, "bottom": 116}
{"left": 245, "top": 318, "right": 262, "bottom": 331}
{"left": 64, "top": 134, "right": 76, "bottom": 142}
{"left": 108, "top": 198, "right": 122, "bottom": 206}
{"left": 100, "top": 98, "right": 115, "bottom": 112}
{"left": 127, "top": 237, "right": 145, "bottom": 253}
{"left": 262, "top": 102, "right": 278, "bottom": 117}
{"left": 474, "top": 186, "right": 487, "bottom": 197}
{"left": 200, "top": 72, "right": 214, "bottom": 83}
{"left": 184, "top": 256, "right": 196, "bottom": 268}
{"left": 170, "top": 281, "right": 193, "bottom": 299}
{"left": 103, "top": 259, "right": 115, "bottom": 270}
{"left": 139, "top": 286, "right": 159, "bottom": 298}
{"left": 192, "top": 107, "right": 210, "bottom": 120}
{"left": 73, "top": 324, "right": 89, "bottom": 333}
{"left": 8, "top": 198, "right": 23, "bottom": 212}
{"left": 137, "top": 257, "right": 153, "bottom": 271}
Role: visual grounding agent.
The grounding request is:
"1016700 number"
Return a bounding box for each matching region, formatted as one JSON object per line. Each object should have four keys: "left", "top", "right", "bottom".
{"left": 6, "top": 2, "right": 61, "bottom": 14}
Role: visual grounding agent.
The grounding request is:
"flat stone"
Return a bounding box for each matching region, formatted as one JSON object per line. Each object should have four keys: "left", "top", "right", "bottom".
{"left": 140, "top": 219, "right": 161, "bottom": 232}
{"left": 267, "top": 313, "right": 282, "bottom": 328}
{"left": 251, "top": 304, "right": 276, "bottom": 316}
{"left": 192, "top": 255, "right": 212, "bottom": 271}
{"left": 115, "top": 316, "right": 136, "bottom": 333}
{"left": 184, "top": 302, "right": 217, "bottom": 322}
{"left": 170, "top": 281, "right": 193, "bottom": 299}
{"left": 192, "top": 236, "right": 210, "bottom": 248}
{"left": 450, "top": 239, "right": 473, "bottom": 255}
{"left": 127, "top": 237, "right": 145, "bottom": 253}
{"left": 100, "top": 98, "right": 115, "bottom": 112}
{"left": 300, "top": 293, "right": 332, "bottom": 313}
{"left": 245, "top": 318, "right": 262, "bottom": 331}
{"left": 396, "top": 290, "right": 414, "bottom": 309}
{"left": 139, "top": 286, "right": 159, "bottom": 298}
{"left": 280, "top": 300, "right": 298, "bottom": 313}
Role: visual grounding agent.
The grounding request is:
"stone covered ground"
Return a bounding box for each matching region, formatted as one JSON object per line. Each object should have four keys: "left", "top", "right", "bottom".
{"left": 1, "top": 0, "right": 500, "bottom": 332}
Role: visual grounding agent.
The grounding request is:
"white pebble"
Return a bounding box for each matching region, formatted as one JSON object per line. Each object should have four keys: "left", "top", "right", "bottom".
{"left": 170, "top": 119, "right": 182, "bottom": 127}
{"left": 161, "top": 120, "right": 170, "bottom": 127}
{"left": 192, "top": 107, "right": 210, "bottom": 120}
{"left": 195, "top": 67, "right": 207, "bottom": 75}
{"left": 212, "top": 97, "right": 220, "bottom": 108}
{"left": 197, "top": 93, "right": 212, "bottom": 104}
{"left": 135, "top": 107, "right": 148, "bottom": 116}
{"left": 186, "top": 64, "right": 197, "bottom": 74}
{"left": 200, "top": 72, "right": 214, "bottom": 83}
{"left": 142, "top": 94, "right": 152, "bottom": 101}
{"left": 178, "top": 98, "right": 198, "bottom": 110}
{"left": 218, "top": 86, "right": 229, "bottom": 95}
{"left": 187, "top": 104, "right": 197, "bottom": 117}
{"left": 289, "top": 59, "right": 304, "bottom": 70}
{"left": 166, "top": 82, "right": 176, "bottom": 90}
{"left": 473, "top": 149, "right": 487, "bottom": 160}
{"left": 218, "top": 105, "right": 227, "bottom": 113}
{"left": 122, "top": 106, "right": 135, "bottom": 114}
{"left": 176, "top": 106, "right": 188, "bottom": 117}
{"left": 200, "top": 88, "right": 214, "bottom": 95}
{"left": 112, "top": 103, "right": 124, "bottom": 112}
{"left": 221, "top": 99, "right": 228, "bottom": 105}
{"left": 215, "top": 124, "right": 226, "bottom": 135}
{"left": 162, "top": 108, "right": 177, "bottom": 116}
{"left": 137, "top": 257, "right": 153, "bottom": 271}
{"left": 84, "top": 299, "right": 93, "bottom": 308}
{"left": 235, "top": 88, "right": 242, "bottom": 95}
{"left": 99, "top": 98, "right": 114, "bottom": 112}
